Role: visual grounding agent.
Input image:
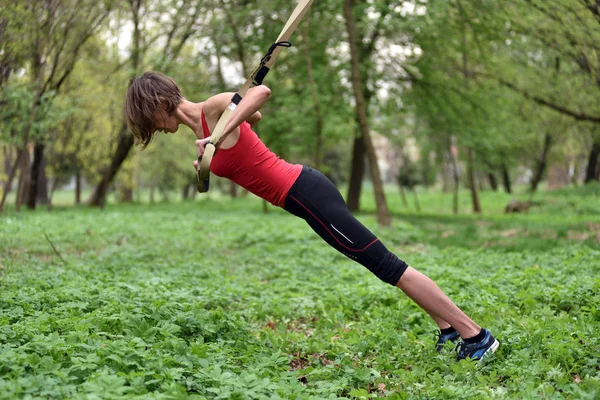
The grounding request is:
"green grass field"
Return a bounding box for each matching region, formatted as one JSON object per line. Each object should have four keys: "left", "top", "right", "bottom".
{"left": 1, "top": 184, "right": 599, "bottom": 399}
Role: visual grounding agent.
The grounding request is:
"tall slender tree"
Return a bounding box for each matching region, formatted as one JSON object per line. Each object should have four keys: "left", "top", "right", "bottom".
{"left": 25, "top": 0, "right": 113, "bottom": 210}
{"left": 89, "top": 0, "right": 204, "bottom": 207}
{"left": 344, "top": 0, "right": 390, "bottom": 226}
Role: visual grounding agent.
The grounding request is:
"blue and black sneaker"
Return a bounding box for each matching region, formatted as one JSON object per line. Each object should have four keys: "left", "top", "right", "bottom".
{"left": 456, "top": 328, "right": 499, "bottom": 362}
{"left": 435, "top": 329, "right": 460, "bottom": 352}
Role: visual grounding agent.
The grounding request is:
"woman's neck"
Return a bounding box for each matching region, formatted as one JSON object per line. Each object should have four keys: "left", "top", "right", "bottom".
{"left": 175, "top": 99, "right": 204, "bottom": 137}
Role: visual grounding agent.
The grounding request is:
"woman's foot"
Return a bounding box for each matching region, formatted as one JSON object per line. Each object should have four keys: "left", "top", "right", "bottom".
{"left": 435, "top": 328, "right": 460, "bottom": 352}
{"left": 455, "top": 328, "right": 500, "bottom": 361}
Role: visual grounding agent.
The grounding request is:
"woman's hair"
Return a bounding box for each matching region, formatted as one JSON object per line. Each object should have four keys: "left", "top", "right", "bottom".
{"left": 124, "top": 72, "right": 183, "bottom": 148}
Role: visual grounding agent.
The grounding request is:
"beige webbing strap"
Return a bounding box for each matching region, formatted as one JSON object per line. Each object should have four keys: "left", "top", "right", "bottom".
{"left": 197, "top": 0, "right": 315, "bottom": 193}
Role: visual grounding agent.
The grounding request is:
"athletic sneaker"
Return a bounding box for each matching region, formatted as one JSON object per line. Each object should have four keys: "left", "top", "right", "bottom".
{"left": 456, "top": 328, "right": 499, "bottom": 361}
{"left": 435, "top": 329, "right": 460, "bottom": 352}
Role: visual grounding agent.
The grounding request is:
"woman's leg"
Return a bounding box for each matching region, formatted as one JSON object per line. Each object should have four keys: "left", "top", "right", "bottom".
{"left": 284, "top": 167, "right": 483, "bottom": 340}
{"left": 431, "top": 315, "right": 452, "bottom": 330}
{"left": 423, "top": 309, "right": 452, "bottom": 330}
{"left": 395, "top": 267, "right": 480, "bottom": 338}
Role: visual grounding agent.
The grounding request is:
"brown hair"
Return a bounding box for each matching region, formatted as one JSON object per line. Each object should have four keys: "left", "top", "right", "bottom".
{"left": 124, "top": 72, "right": 183, "bottom": 148}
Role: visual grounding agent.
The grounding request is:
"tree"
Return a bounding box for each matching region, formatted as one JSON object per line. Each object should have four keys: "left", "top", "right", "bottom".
{"left": 0, "top": 0, "right": 113, "bottom": 211}
{"left": 344, "top": 0, "right": 390, "bottom": 226}
{"left": 43, "top": 39, "right": 120, "bottom": 207}
{"left": 494, "top": 0, "right": 600, "bottom": 125}
{"left": 302, "top": 16, "right": 324, "bottom": 170}
{"left": 343, "top": 0, "right": 393, "bottom": 212}
{"left": 89, "top": 0, "right": 204, "bottom": 207}
{"left": 585, "top": 137, "right": 600, "bottom": 183}
{"left": 30, "top": 0, "right": 112, "bottom": 209}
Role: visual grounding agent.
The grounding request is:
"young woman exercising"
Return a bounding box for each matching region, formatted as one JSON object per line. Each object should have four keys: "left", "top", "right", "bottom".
{"left": 125, "top": 71, "right": 499, "bottom": 361}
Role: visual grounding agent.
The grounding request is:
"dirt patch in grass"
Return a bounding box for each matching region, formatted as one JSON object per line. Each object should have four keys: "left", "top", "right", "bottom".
{"left": 500, "top": 228, "right": 522, "bottom": 238}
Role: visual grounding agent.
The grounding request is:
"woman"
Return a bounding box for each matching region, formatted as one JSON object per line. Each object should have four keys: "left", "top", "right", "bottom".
{"left": 125, "top": 71, "right": 499, "bottom": 361}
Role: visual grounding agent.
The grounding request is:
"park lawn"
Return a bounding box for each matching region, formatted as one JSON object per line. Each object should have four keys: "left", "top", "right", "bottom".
{"left": 0, "top": 186, "right": 599, "bottom": 399}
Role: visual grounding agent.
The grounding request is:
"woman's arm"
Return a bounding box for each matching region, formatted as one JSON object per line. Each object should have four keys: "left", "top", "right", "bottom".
{"left": 203, "top": 86, "right": 270, "bottom": 134}
{"left": 246, "top": 111, "right": 262, "bottom": 126}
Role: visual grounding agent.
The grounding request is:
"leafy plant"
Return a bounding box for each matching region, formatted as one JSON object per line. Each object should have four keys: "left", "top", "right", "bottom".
{"left": 1, "top": 189, "right": 599, "bottom": 398}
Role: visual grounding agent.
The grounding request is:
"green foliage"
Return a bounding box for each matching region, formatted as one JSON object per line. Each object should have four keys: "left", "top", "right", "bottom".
{"left": 391, "top": 0, "right": 600, "bottom": 190}
{"left": 44, "top": 39, "right": 119, "bottom": 187}
{"left": 1, "top": 187, "right": 599, "bottom": 398}
{"left": 4, "top": 0, "right": 600, "bottom": 209}
{"left": 0, "top": 82, "right": 66, "bottom": 145}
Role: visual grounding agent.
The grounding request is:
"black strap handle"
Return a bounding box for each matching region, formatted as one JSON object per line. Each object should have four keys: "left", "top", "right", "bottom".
{"left": 253, "top": 41, "right": 293, "bottom": 86}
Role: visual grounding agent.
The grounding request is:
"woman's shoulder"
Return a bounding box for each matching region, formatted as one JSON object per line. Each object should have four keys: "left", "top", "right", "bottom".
{"left": 203, "top": 92, "right": 235, "bottom": 119}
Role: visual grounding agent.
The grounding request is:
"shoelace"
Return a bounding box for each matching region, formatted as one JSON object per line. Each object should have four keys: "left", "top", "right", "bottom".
{"left": 455, "top": 341, "right": 471, "bottom": 359}
{"left": 435, "top": 329, "right": 459, "bottom": 343}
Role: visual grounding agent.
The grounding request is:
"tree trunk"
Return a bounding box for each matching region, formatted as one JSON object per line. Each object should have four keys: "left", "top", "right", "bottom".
{"left": 119, "top": 167, "right": 134, "bottom": 203}
{"left": 584, "top": 139, "right": 600, "bottom": 183}
{"left": 343, "top": 0, "right": 379, "bottom": 213}
{"left": 488, "top": 172, "right": 498, "bottom": 191}
{"left": 120, "top": 185, "right": 133, "bottom": 202}
{"left": 27, "top": 142, "right": 46, "bottom": 209}
{"left": 213, "top": 32, "right": 228, "bottom": 91}
{"left": 26, "top": 145, "right": 39, "bottom": 209}
{"left": 397, "top": 180, "right": 409, "bottom": 207}
{"left": 478, "top": 172, "right": 486, "bottom": 192}
{"left": 2, "top": 146, "right": 13, "bottom": 186}
{"left": 344, "top": 0, "right": 390, "bottom": 226}
{"left": 182, "top": 184, "right": 191, "bottom": 200}
{"left": 16, "top": 149, "right": 31, "bottom": 212}
{"left": 303, "top": 18, "right": 324, "bottom": 170}
{"left": 412, "top": 188, "right": 421, "bottom": 212}
{"left": 449, "top": 137, "right": 460, "bottom": 215}
{"left": 228, "top": 181, "right": 238, "bottom": 197}
{"left": 452, "top": 164, "right": 459, "bottom": 215}
{"left": 14, "top": 89, "right": 41, "bottom": 211}
{"left": 89, "top": 125, "right": 133, "bottom": 207}
{"left": 460, "top": 17, "right": 480, "bottom": 214}
{"left": 48, "top": 177, "right": 60, "bottom": 210}
{"left": 530, "top": 133, "right": 552, "bottom": 193}
{"left": 466, "top": 147, "right": 481, "bottom": 214}
{"left": 0, "top": 148, "right": 22, "bottom": 212}
{"left": 212, "top": 30, "right": 241, "bottom": 199}
{"left": 346, "top": 135, "right": 365, "bottom": 212}
{"left": 442, "top": 155, "right": 451, "bottom": 192}
{"left": 76, "top": 171, "right": 82, "bottom": 204}
{"left": 159, "top": 185, "right": 170, "bottom": 202}
{"left": 135, "top": 170, "right": 142, "bottom": 202}
{"left": 90, "top": 0, "right": 143, "bottom": 207}
{"left": 36, "top": 153, "right": 49, "bottom": 205}
{"left": 222, "top": 1, "right": 249, "bottom": 77}
{"left": 501, "top": 163, "right": 512, "bottom": 193}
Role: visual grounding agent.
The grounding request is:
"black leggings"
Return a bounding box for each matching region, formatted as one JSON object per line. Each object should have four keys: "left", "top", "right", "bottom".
{"left": 283, "top": 166, "right": 408, "bottom": 286}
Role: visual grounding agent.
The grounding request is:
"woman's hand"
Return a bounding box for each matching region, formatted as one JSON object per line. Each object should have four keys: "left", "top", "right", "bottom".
{"left": 193, "top": 137, "right": 211, "bottom": 170}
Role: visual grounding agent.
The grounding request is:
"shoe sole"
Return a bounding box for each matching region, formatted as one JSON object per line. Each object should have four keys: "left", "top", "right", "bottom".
{"left": 478, "top": 339, "right": 500, "bottom": 362}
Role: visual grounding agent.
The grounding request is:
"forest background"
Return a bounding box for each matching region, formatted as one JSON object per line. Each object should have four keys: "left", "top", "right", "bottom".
{"left": 1, "top": 0, "right": 599, "bottom": 219}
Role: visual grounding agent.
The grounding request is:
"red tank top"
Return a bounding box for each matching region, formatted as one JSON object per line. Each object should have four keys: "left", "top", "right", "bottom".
{"left": 201, "top": 111, "right": 302, "bottom": 207}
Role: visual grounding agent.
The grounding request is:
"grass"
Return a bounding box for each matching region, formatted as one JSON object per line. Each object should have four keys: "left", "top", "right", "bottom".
{"left": 0, "top": 183, "right": 599, "bottom": 399}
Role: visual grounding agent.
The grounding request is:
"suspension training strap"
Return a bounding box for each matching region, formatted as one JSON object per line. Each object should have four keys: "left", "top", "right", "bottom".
{"left": 197, "top": 0, "right": 315, "bottom": 193}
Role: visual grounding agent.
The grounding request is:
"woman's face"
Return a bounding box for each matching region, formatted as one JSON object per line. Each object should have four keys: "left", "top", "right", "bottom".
{"left": 153, "top": 109, "right": 179, "bottom": 134}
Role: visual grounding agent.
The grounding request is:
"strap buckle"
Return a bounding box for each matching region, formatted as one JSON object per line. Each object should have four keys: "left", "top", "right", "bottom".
{"left": 260, "top": 41, "right": 293, "bottom": 65}
{"left": 253, "top": 41, "right": 293, "bottom": 86}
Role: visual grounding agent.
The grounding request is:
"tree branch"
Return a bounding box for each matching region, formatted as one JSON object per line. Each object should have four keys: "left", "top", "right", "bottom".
{"left": 498, "top": 77, "right": 600, "bottom": 123}
{"left": 53, "top": 9, "right": 111, "bottom": 92}
{"left": 579, "top": 0, "right": 600, "bottom": 22}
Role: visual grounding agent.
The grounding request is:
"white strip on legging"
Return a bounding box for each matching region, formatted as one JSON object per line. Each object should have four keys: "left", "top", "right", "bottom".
{"left": 330, "top": 224, "right": 354, "bottom": 244}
